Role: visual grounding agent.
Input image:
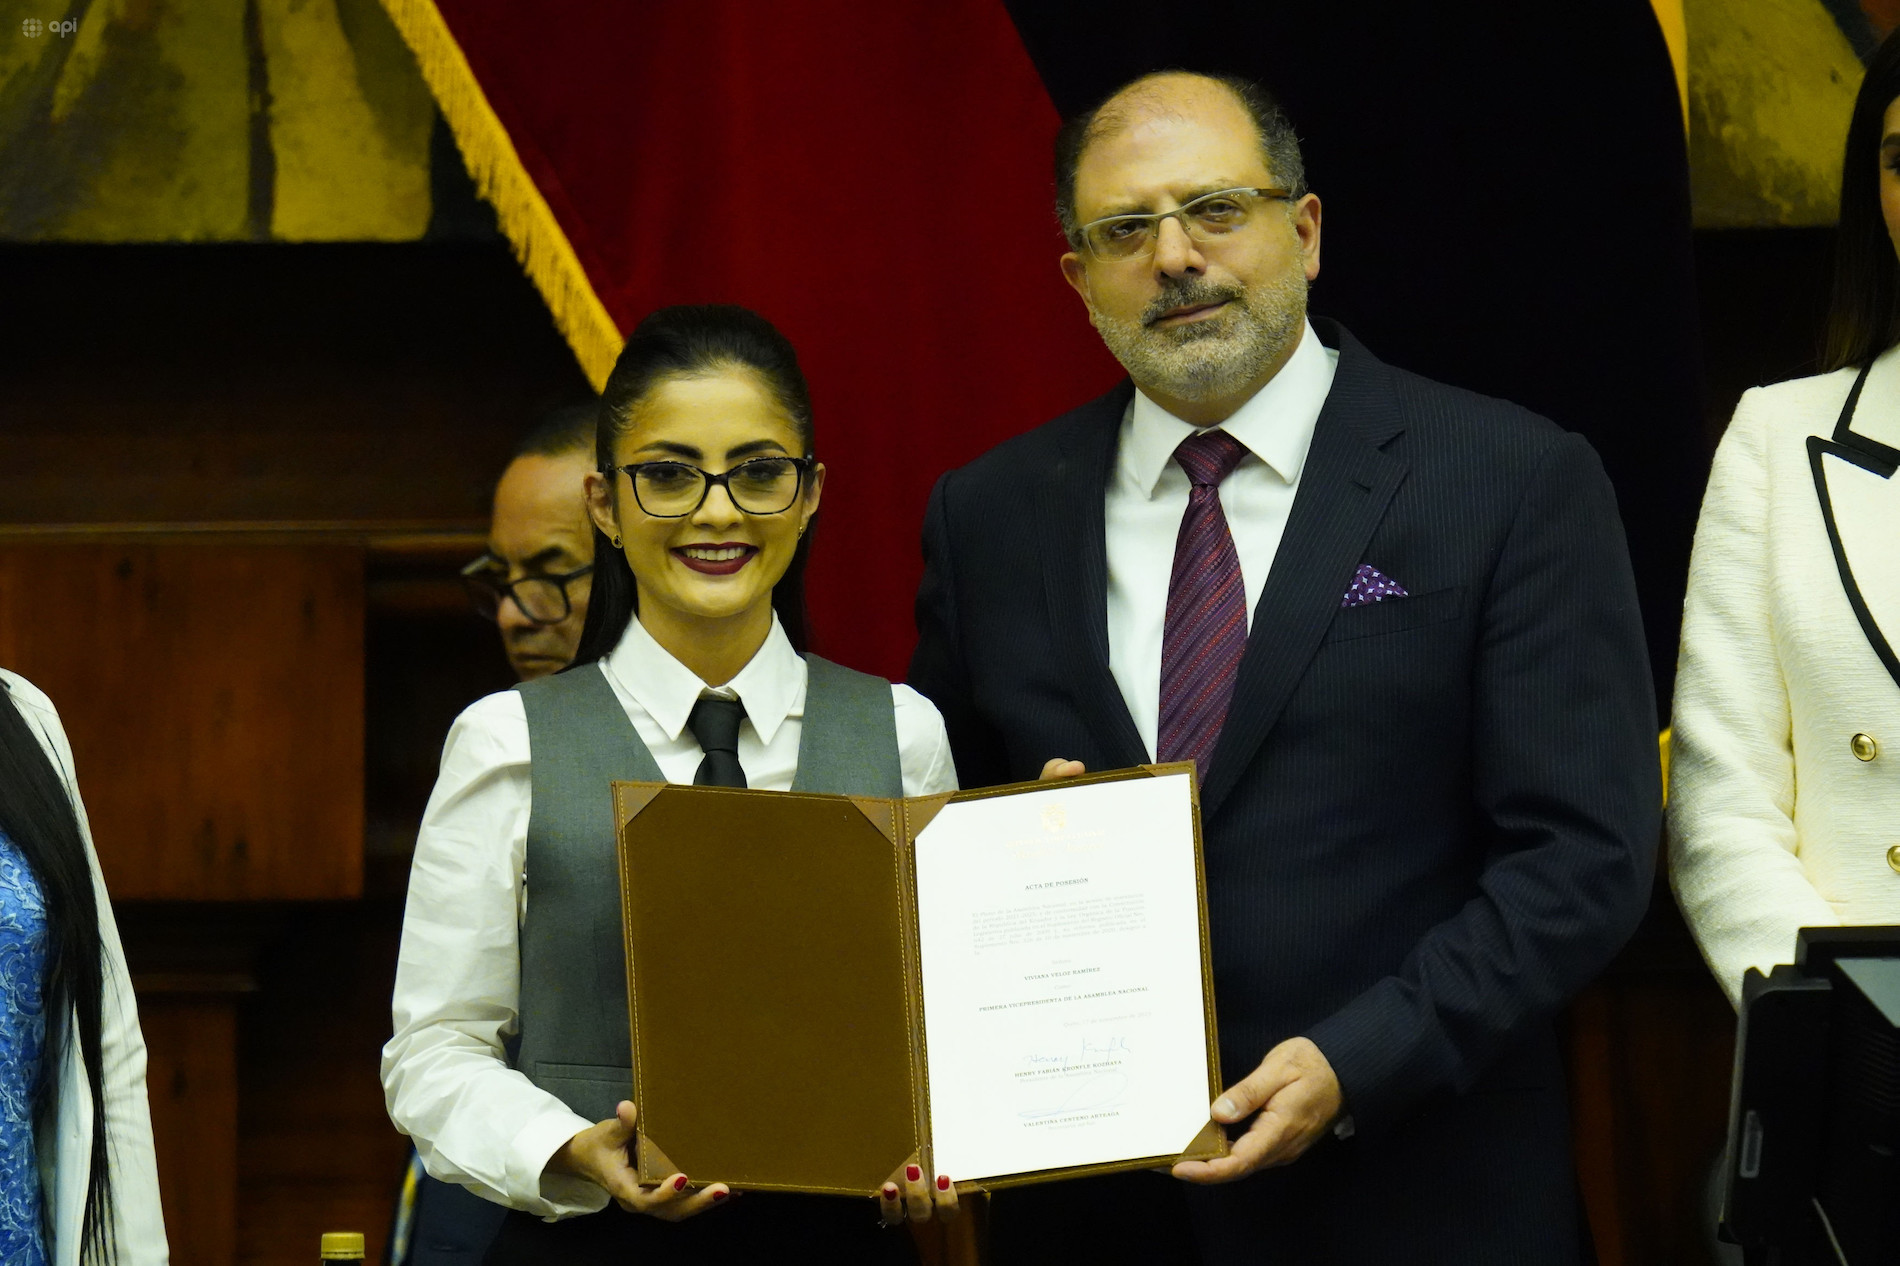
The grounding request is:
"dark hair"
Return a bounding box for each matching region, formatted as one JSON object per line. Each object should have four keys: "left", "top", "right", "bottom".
{"left": 569, "top": 305, "right": 817, "bottom": 666}
{"left": 1823, "top": 27, "right": 1900, "bottom": 371}
{"left": 510, "top": 403, "right": 597, "bottom": 463}
{"left": 1054, "top": 70, "right": 1307, "bottom": 246}
{"left": 0, "top": 680, "right": 113, "bottom": 1261}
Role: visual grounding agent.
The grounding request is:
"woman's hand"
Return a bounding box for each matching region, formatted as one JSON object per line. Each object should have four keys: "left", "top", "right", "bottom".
{"left": 1038, "top": 758, "right": 1086, "bottom": 780}
{"left": 877, "top": 1164, "right": 960, "bottom": 1225}
{"left": 545, "top": 1100, "right": 731, "bottom": 1221}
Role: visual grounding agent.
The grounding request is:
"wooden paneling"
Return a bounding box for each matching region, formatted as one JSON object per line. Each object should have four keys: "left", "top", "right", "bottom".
{"left": 0, "top": 543, "right": 364, "bottom": 899}
{"left": 1568, "top": 873, "right": 1739, "bottom": 1266}
{"left": 364, "top": 583, "right": 514, "bottom": 859}
{"left": 234, "top": 898, "right": 413, "bottom": 1266}
{"left": 142, "top": 993, "right": 242, "bottom": 1266}
{"left": 0, "top": 243, "right": 589, "bottom": 531}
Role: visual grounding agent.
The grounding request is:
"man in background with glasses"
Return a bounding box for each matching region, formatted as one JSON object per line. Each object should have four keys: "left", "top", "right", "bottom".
{"left": 909, "top": 70, "right": 1659, "bottom": 1264}
{"left": 461, "top": 406, "right": 598, "bottom": 681}
{"left": 390, "top": 404, "right": 595, "bottom": 1266}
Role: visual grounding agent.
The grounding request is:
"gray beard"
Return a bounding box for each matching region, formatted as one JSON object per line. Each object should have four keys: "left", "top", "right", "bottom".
{"left": 1090, "top": 268, "right": 1308, "bottom": 405}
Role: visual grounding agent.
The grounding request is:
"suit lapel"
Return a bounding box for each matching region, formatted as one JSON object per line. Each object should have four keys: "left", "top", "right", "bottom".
{"left": 1200, "top": 327, "right": 1410, "bottom": 818}
{"left": 1038, "top": 383, "right": 1149, "bottom": 770}
{"left": 1809, "top": 360, "right": 1900, "bottom": 692}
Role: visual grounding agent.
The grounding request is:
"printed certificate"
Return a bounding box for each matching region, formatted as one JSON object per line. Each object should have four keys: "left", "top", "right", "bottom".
{"left": 915, "top": 773, "right": 1217, "bottom": 1182}
{"left": 612, "top": 764, "right": 1223, "bottom": 1196}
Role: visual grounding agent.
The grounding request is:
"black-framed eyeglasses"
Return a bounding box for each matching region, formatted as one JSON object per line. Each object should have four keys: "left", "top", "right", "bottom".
{"left": 603, "top": 455, "right": 816, "bottom": 519}
{"left": 460, "top": 556, "right": 594, "bottom": 626}
{"left": 1076, "top": 186, "right": 1294, "bottom": 262}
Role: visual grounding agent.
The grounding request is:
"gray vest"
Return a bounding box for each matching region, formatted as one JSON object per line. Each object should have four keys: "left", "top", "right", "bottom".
{"left": 512, "top": 653, "right": 902, "bottom": 1123}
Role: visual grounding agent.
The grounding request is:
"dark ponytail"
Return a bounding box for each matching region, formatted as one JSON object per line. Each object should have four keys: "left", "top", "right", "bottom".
{"left": 0, "top": 680, "right": 114, "bottom": 1261}
{"left": 570, "top": 305, "right": 818, "bottom": 667}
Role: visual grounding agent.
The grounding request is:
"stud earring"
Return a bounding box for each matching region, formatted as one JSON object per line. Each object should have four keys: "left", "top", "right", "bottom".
{"left": 611, "top": 534, "right": 623, "bottom": 549}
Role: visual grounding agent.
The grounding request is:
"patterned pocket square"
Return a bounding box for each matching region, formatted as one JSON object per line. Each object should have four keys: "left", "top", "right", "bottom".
{"left": 1342, "top": 563, "right": 1408, "bottom": 608}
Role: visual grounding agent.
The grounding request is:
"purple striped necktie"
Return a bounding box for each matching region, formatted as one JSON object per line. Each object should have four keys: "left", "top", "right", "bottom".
{"left": 1158, "top": 429, "right": 1250, "bottom": 785}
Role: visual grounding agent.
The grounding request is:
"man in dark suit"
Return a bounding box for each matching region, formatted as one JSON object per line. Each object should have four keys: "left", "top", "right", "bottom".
{"left": 908, "top": 70, "right": 1660, "bottom": 1264}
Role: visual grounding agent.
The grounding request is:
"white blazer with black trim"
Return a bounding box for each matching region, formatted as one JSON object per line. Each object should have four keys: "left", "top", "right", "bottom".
{"left": 1668, "top": 345, "right": 1900, "bottom": 1008}
{"left": 1, "top": 670, "right": 168, "bottom": 1265}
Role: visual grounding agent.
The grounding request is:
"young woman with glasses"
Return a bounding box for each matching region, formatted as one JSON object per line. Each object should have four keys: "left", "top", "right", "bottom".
{"left": 382, "top": 305, "right": 959, "bottom": 1265}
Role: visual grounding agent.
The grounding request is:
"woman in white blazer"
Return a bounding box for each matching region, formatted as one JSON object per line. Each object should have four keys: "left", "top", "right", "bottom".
{"left": 0, "top": 669, "right": 166, "bottom": 1264}
{"left": 1668, "top": 31, "right": 1900, "bottom": 1009}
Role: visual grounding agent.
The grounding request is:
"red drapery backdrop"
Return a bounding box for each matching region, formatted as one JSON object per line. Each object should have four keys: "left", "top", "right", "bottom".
{"left": 403, "top": 1, "right": 1121, "bottom": 680}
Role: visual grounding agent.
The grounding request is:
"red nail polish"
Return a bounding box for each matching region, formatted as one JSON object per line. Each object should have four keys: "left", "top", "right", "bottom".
{"left": 672, "top": 1175, "right": 688, "bottom": 1192}
{"left": 905, "top": 1164, "right": 921, "bottom": 1182}
{"left": 712, "top": 1190, "right": 728, "bottom": 1202}
{"left": 882, "top": 1184, "right": 898, "bottom": 1200}
{"left": 937, "top": 1174, "right": 950, "bottom": 1191}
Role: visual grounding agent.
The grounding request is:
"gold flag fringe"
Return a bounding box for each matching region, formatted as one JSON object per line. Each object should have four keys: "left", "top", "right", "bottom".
{"left": 377, "top": 0, "right": 623, "bottom": 390}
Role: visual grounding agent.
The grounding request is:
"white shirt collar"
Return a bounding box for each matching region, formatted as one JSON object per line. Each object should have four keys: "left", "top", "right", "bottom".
{"left": 600, "top": 612, "right": 805, "bottom": 746}
{"left": 1122, "top": 318, "right": 1334, "bottom": 496}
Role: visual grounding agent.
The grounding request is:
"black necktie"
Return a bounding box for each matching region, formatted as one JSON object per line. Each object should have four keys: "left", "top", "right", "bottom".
{"left": 687, "top": 697, "right": 748, "bottom": 788}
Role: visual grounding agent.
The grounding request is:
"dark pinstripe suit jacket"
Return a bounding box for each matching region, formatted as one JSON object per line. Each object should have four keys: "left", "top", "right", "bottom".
{"left": 908, "top": 320, "right": 1660, "bottom": 1264}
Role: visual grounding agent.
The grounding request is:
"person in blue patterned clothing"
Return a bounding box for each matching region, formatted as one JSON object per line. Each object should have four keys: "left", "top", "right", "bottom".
{"left": 0, "top": 831, "right": 51, "bottom": 1262}
{"left": 0, "top": 671, "right": 166, "bottom": 1264}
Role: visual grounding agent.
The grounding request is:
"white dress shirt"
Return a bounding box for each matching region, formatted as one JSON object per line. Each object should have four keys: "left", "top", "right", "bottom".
{"left": 1105, "top": 319, "right": 1340, "bottom": 758}
{"left": 381, "top": 615, "right": 957, "bottom": 1217}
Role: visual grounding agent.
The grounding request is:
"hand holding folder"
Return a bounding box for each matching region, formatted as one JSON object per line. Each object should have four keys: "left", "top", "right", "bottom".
{"left": 610, "top": 763, "right": 1228, "bottom": 1200}
{"left": 544, "top": 1099, "right": 733, "bottom": 1220}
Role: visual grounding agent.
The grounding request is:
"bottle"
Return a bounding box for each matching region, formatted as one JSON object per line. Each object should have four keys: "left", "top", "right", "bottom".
{"left": 319, "top": 1231, "right": 366, "bottom": 1263}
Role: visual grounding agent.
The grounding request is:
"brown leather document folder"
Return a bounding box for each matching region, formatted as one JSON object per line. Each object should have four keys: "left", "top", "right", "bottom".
{"left": 611, "top": 763, "right": 1226, "bottom": 1198}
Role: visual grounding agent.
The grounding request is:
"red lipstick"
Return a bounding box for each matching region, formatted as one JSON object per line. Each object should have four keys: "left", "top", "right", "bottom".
{"left": 673, "top": 542, "right": 757, "bottom": 575}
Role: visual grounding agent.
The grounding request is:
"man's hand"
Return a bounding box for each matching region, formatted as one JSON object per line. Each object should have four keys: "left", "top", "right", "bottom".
{"left": 1172, "top": 1037, "right": 1342, "bottom": 1184}
{"left": 546, "top": 1100, "right": 730, "bottom": 1220}
{"left": 1038, "top": 758, "right": 1086, "bottom": 779}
